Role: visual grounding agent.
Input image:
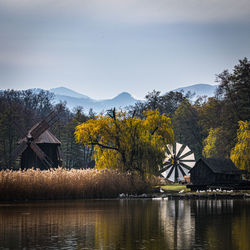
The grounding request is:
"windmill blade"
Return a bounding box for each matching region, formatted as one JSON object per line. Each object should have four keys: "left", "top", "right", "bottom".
{"left": 30, "top": 120, "right": 49, "bottom": 139}
{"left": 178, "top": 146, "right": 190, "bottom": 157}
{"left": 30, "top": 142, "right": 53, "bottom": 169}
{"left": 163, "top": 156, "right": 172, "bottom": 164}
{"left": 159, "top": 163, "right": 173, "bottom": 173}
{"left": 177, "top": 166, "right": 185, "bottom": 180}
{"left": 163, "top": 160, "right": 171, "bottom": 166}
{"left": 30, "top": 111, "right": 59, "bottom": 139}
{"left": 175, "top": 142, "right": 183, "bottom": 154}
{"left": 173, "top": 143, "right": 176, "bottom": 155}
{"left": 11, "top": 141, "right": 28, "bottom": 162}
{"left": 165, "top": 145, "right": 173, "bottom": 156}
{"left": 179, "top": 162, "right": 192, "bottom": 171}
{"left": 167, "top": 167, "right": 176, "bottom": 182}
{"left": 179, "top": 160, "right": 196, "bottom": 168}
{"left": 161, "top": 167, "right": 172, "bottom": 178}
{"left": 176, "top": 144, "right": 186, "bottom": 158}
{"left": 181, "top": 152, "right": 195, "bottom": 161}
{"left": 179, "top": 150, "right": 194, "bottom": 160}
{"left": 178, "top": 164, "right": 189, "bottom": 177}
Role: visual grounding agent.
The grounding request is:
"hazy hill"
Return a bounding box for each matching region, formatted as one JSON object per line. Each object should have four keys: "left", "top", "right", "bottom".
{"left": 50, "top": 87, "right": 91, "bottom": 100}
{"left": 173, "top": 84, "right": 217, "bottom": 98}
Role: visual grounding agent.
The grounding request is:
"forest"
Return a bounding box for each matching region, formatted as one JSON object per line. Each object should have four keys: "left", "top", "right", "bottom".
{"left": 0, "top": 58, "right": 249, "bottom": 175}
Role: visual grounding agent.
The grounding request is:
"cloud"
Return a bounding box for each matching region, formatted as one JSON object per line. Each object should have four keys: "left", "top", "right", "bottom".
{"left": 1, "top": 0, "right": 250, "bottom": 24}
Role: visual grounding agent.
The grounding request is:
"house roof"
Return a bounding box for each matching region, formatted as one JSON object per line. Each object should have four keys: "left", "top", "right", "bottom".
{"left": 193, "top": 158, "right": 243, "bottom": 175}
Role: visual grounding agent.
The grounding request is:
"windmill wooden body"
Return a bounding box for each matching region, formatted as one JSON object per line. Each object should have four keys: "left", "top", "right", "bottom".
{"left": 11, "top": 111, "right": 62, "bottom": 170}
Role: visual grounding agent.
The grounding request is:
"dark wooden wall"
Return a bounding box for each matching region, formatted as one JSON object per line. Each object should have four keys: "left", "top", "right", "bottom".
{"left": 21, "top": 144, "right": 60, "bottom": 170}
{"left": 190, "top": 161, "right": 241, "bottom": 185}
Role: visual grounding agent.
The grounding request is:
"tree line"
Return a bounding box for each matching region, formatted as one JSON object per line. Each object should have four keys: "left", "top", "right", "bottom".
{"left": 0, "top": 58, "right": 249, "bottom": 174}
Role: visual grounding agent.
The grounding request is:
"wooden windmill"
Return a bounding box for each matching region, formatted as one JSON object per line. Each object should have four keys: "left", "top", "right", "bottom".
{"left": 159, "top": 142, "right": 196, "bottom": 182}
{"left": 11, "top": 111, "right": 62, "bottom": 170}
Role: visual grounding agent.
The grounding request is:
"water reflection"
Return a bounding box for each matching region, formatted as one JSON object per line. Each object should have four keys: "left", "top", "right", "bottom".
{"left": 0, "top": 199, "right": 249, "bottom": 249}
{"left": 159, "top": 200, "right": 194, "bottom": 249}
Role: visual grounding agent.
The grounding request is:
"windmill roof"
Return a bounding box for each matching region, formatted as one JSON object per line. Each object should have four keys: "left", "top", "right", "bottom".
{"left": 19, "top": 123, "right": 61, "bottom": 144}
{"left": 194, "top": 158, "right": 242, "bottom": 175}
{"left": 34, "top": 129, "right": 61, "bottom": 144}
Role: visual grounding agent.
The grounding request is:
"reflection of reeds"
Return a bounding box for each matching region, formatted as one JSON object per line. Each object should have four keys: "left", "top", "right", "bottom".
{"left": 0, "top": 168, "right": 151, "bottom": 201}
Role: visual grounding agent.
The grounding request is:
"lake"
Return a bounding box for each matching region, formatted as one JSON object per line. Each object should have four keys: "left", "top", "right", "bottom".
{"left": 0, "top": 199, "right": 249, "bottom": 249}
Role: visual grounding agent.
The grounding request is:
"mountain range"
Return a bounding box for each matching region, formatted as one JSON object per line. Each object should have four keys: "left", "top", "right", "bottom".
{"left": 49, "top": 84, "right": 217, "bottom": 112}
{"left": 50, "top": 88, "right": 138, "bottom": 113}
{"left": 1, "top": 84, "right": 218, "bottom": 113}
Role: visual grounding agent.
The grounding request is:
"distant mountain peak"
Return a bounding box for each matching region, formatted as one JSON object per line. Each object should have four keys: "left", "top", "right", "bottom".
{"left": 49, "top": 87, "right": 90, "bottom": 100}
{"left": 113, "top": 92, "right": 133, "bottom": 99}
{"left": 173, "top": 83, "right": 217, "bottom": 98}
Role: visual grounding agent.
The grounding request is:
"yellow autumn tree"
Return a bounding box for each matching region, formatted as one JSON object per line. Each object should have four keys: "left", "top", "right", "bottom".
{"left": 202, "top": 127, "right": 223, "bottom": 158}
{"left": 230, "top": 121, "right": 250, "bottom": 172}
{"left": 75, "top": 109, "right": 174, "bottom": 177}
{"left": 202, "top": 127, "right": 231, "bottom": 158}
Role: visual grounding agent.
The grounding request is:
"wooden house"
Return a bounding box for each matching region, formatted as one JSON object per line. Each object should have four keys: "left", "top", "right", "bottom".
{"left": 189, "top": 158, "right": 243, "bottom": 186}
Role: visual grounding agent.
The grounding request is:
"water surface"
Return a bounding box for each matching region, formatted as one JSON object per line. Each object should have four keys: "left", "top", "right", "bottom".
{"left": 0, "top": 199, "right": 249, "bottom": 249}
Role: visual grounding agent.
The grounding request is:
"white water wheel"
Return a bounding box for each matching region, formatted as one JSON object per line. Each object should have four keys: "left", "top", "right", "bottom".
{"left": 160, "top": 142, "right": 196, "bottom": 182}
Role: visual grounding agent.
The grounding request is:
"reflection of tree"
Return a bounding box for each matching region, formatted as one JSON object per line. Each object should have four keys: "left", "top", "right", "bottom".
{"left": 232, "top": 201, "right": 250, "bottom": 250}
{"left": 159, "top": 200, "right": 194, "bottom": 249}
{"left": 93, "top": 200, "right": 170, "bottom": 249}
{"left": 190, "top": 200, "right": 248, "bottom": 250}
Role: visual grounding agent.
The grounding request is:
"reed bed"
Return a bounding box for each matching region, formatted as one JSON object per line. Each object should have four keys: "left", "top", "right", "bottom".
{"left": 0, "top": 168, "right": 152, "bottom": 201}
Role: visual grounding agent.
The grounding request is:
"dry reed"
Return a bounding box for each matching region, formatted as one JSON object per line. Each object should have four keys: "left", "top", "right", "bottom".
{"left": 0, "top": 168, "right": 152, "bottom": 201}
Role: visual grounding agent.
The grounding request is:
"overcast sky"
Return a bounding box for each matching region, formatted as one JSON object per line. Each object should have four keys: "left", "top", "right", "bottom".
{"left": 0, "top": 0, "right": 250, "bottom": 99}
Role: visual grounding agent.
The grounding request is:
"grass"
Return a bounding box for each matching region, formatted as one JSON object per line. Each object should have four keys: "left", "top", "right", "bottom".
{"left": 0, "top": 168, "right": 153, "bottom": 201}
{"left": 161, "top": 184, "right": 190, "bottom": 193}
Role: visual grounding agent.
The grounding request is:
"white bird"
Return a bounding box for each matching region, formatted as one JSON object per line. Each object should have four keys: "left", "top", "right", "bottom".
{"left": 119, "top": 193, "right": 126, "bottom": 198}
{"left": 160, "top": 188, "right": 165, "bottom": 193}
{"left": 179, "top": 190, "right": 184, "bottom": 194}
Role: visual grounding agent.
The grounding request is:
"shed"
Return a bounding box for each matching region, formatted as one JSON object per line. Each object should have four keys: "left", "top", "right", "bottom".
{"left": 189, "top": 158, "right": 243, "bottom": 186}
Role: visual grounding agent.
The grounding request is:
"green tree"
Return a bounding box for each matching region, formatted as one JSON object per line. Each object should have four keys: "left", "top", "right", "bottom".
{"left": 53, "top": 106, "right": 93, "bottom": 169}
{"left": 128, "top": 90, "right": 190, "bottom": 118}
{"left": 173, "top": 100, "right": 203, "bottom": 159}
{"left": 75, "top": 109, "right": 174, "bottom": 177}
{"left": 216, "top": 57, "right": 250, "bottom": 121}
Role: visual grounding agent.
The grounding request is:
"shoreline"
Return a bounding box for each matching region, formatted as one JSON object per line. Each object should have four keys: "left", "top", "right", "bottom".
{"left": 119, "top": 191, "right": 250, "bottom": 200}
{"left": 1, "top": 192, "right": 249, "bottom": 203}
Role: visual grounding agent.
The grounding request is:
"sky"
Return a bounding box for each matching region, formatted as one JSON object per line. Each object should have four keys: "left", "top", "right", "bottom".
{"left": 0, "top": 0, "right": 250, "bottom": 99}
